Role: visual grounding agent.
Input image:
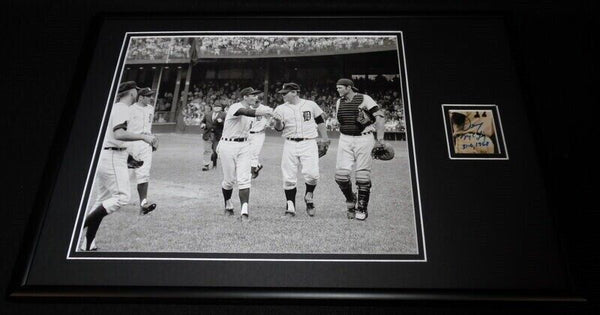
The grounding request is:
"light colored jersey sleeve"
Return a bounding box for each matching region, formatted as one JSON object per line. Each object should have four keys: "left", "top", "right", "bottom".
{"left": 147, "top": 105, "right": 155, "bottom": 133}
{"left": 311, "top": 101, "right": 324, "bottom": 119}
{"left": 226, "top": 102, "right": 243, "bottom": 120}
{"left": 273, "top": 104, "right": 285, "bottom": 120}
{"left": 362, "top": 94, "right": 379, "bottom": 111}
{"left": 111, "top": 104, "right": 129, "bottom": 131}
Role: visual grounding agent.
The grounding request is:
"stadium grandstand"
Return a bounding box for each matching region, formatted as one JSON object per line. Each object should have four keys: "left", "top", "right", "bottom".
{"left": 121, "top": 36, "right": 406, "bottom": 140}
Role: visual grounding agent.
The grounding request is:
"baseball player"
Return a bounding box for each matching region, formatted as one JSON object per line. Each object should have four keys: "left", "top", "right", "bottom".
{"left": 217, "top": 87, "right": 273, "bottom": 220}
{"left": 127, "top": 87, "right": 158, "bottom": 215}
{"left": 200, "top": 101, "right": 226, "bottom": 170}
{"left": 80, "top": 81, "right": 158, "bottom": 251}
{"left": 271, "top": 82, "right": 330, "bottom": 217}
{"left": 333, "top": 78, "right": 386, "bottom": 221}
{"left": 450, "top": 109, "right": 497, "bottom": 154}
{"left": 248, "top": 101, "right": 271, "bottom": 179}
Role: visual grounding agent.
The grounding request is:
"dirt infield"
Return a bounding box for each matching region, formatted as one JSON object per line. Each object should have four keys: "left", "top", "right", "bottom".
{"left": 82, "top": 133, "right": 419, "bottom": 255}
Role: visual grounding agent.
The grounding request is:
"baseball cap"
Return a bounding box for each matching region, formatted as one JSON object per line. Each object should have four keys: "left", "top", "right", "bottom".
{"left": 239, "top": 87, "right": 263, "bottom": 97}
{"left": 118, "top": 81, "right": 141, "bottom": 93}
{"left": 277, "top": 82, "right": 300, "bottom": 94}
{"left": 336, "top": 78, "right": 359, "bottom": 92}
{"left": 138, "top": 87, "right": 156, "bottom": 96}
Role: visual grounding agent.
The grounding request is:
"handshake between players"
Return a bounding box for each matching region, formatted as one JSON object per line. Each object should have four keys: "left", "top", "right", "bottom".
{"left": 214, "top": 79, "right": 390, "bottom": 223}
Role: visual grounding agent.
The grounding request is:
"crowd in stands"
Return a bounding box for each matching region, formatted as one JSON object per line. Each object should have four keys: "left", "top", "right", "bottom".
{"left": 167, "top": 76, "right": 405, "bottom": 133}
{"left": 128, "top": 37, "right": 191, "bottom": 61}
{"left": 195, "top": 36, "right": 397, "bottom": 57}
{"left": 128, "top": 36, "right": 396, "bottom": 60}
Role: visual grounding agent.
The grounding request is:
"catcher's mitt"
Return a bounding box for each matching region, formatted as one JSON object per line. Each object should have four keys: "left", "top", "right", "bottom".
{"left": 371, "top": 142, "right": 395, "bottom": 161}
{"left": 127, "top": 155, "right": 144, "bottom": 169}
{"left": 317, "top": 139, "right": 331, "bottom": 158}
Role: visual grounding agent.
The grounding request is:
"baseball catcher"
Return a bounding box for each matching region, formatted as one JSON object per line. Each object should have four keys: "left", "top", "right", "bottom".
{"left": 333, "top": 78, "right": 387, "bottom": 221}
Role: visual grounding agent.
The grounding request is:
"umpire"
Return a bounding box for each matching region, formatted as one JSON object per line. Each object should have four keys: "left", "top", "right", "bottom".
{"left": 200, "top": 100, "right": 226, "bottom": 170}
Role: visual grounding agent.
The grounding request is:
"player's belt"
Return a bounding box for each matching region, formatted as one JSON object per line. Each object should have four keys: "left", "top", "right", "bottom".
{"left": 340, "top": 131, "right": 374, "bottom": 136}
{"left": 103, "top": 147, "right": 126, "bottom": 151}
{"left": 249, "top": 131, "right": 264, "bottom": 134}
{"left": 286, "top": 137, "right": 313, "bottom": 142}
{"left": 221, "top": 137, "right": 247, "bottom": 142}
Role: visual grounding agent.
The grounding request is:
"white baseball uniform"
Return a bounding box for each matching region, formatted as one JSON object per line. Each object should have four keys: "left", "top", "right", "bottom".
{"left": 273, "top": 99, "right": 323, "bottom": 189}
{"left": 217, "top": 102, "right": 252, "bottom": 190}
{"left": 450, "top": 109, "right": 496, "bottom": 154}
{"left": 90, "top": 101, "right": 131, "bottom": 214}
{"left": 127, "top": 102, "right": 154, "bottom": 183}
{"left": 248, "top": 104, "right": 270, "bottom": 168}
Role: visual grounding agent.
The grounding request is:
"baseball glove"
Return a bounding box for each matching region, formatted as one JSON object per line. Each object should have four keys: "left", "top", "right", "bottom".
{"left": 317, "top": 139, "right": 331, "bottom": 158}
{"left": 127, "top": 155, "right": 144, "bottom": 169}
{"left": 371, "top": 141, "right": 395, "bottom": 161}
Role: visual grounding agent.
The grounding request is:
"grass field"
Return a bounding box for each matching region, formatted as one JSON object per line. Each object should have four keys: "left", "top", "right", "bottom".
{"left": 80, "top": 133, "right": 419, "bottom": 255}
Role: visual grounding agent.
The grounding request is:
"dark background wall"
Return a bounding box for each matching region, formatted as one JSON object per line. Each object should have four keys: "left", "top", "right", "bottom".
{"left": 1, "top": 0, "right": 596, "bottom": 314}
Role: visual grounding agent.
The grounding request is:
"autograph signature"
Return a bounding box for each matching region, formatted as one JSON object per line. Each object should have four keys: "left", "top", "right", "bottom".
{"left": 459, "top": 120, "right": 484, "bottom": 133}
{"left": 457, "top": 133, "right": 492, "bottom": 150}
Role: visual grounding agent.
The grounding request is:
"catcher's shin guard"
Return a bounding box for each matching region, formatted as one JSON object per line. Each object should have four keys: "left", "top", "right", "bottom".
{"left": 355, "top": 181, "right": 371, "bottom": 220}
{"left": 335, "top": 173, "right": 356, "bottom": 219}
{"left": 335, "top": 173, "right": 355, "bottom": 203}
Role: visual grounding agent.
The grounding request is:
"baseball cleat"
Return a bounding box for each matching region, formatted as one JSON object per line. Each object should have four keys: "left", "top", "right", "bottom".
{"left": 140, "top": 203, "right": 156, "bottom": 215}
{"left": 346, "top": 192, "right": 357, "bottom": 219}
{"left": 80, "top": 236, "right": 98, "bottom": 251}
{"left": 224, "top": 200, "right": 234, "bottom": 216}
{"left": 240, "top": 213, "right": 249, "bottom": 222}
{"left": 355, "top": 209, "right": 368, "bottom": 221}
{"left": 304, "top": 193, "right": 315, "bottom": 217}
{"left": 284, "top": 201, "right": 296, "bottom": 217}
{"left": 202, "top": 165, "right": 210, "bottom": 171}
{"left": 346, "top": 208, "right": 356, "bottom": 219}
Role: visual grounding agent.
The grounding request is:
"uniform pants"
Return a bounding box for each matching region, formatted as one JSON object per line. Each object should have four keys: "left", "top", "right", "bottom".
{"left": 336, "top": 133, "right": 375, "bottom": 174}
{"left": 217, "top": 141, "right": 251, "bottom": 190}
{"left": 200, "top": 135, "right": 214, "bottom": 166}
{"left": 128, "top": 141, "right": 152, "bottom": 184}
{"left": 248, "top": 132, "right": 266, "bottom": 168}
{"left": 91, "top": 149, "right": 131, "bottom": 214}
{"left": 281, "top": 139, "right": 319, "bottom": 189}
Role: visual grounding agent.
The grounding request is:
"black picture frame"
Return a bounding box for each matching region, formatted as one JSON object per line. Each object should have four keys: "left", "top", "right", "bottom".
{"left": 8, "top": 14, "right": 583, "bottom": 303}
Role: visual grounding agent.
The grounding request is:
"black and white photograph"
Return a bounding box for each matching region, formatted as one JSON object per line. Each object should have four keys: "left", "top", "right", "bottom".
{"left": 442, "top": 104, "right": 508, "bottom": 160}
{"left": 70, "top": 33, "right": 425, "bottom": 259}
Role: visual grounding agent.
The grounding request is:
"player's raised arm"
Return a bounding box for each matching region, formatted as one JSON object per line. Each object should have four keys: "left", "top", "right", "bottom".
{"left": 234, "top": 87, "right": 273, "bottom": 117}
{"left": 271, "top": 106, "right": 285, "bottom": 131}
{"left": 234, "top": 106, "right": 272, "bottom": 117}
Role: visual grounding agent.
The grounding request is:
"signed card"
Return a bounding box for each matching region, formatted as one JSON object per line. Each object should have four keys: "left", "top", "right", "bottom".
{"left": 442, "top": 104, "right": 508, "bottom": 160}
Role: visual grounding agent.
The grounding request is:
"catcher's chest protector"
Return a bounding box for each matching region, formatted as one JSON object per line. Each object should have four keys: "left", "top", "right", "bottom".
{"left": 337, "top": 94, "right": 369, "bottom": 135}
